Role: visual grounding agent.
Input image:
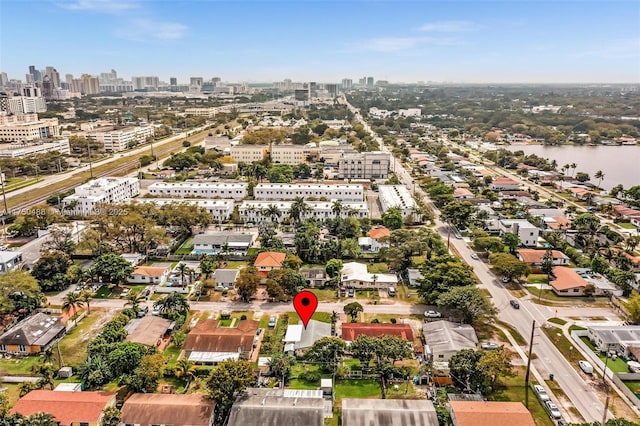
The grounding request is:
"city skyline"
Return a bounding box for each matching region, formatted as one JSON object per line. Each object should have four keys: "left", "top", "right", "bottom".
{"left": 1, "top": 0, "right": 639, "bottom": 83}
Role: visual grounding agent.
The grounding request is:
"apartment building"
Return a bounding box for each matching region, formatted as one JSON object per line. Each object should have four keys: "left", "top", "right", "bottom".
{"left": 62, "top": 177, "right": 140, "bottom": 215}
{"left": 0, "top": 114, "right": 59, "bottom": 142}
{"left": 498, "top": 219, "right": 540, "bottom": 247}
{"left": 0, "top": 95, "right": 47, "bottom": 114}
{"left": 378, "top": 185, "right": 417, "bottom": 217}
{"left": 184, "top": 107, "right": 217, "bottom": 117}
{"left": 270, "top": 144, "right": 319, "bottom": 165}
{"left": 239, "top": 200, "right": 369, "bottom": 223}
{"left": 0, "top": 138, "right": 70, "bottom": 158}
{"left": 134, "top": 198, "right": 235, "bottom": 222}
{"left": 88, "top": 125, "right": 155, "bottom": 152}
{"left": 254, "top": 183, "right": 364, "bottom": 202}
{"left": 230, "top": 145, "right": 269, "bottom": 163}
{"left": 337, "top": 151, "right": 390, "bottom": 179}
{"left": 147, "top": 182, "right": 248, "bottom": 200}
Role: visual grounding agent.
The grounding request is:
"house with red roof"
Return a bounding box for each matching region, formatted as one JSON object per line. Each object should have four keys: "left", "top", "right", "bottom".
{"left": 341, "top": 323, "right": 414, "bottom": 342}
{"left": 11, "top": 390, "right": 116, "bottom": 426}
{"left": 490, "top": 177, "right": 521, "bottom": 191}
{"left": 254, "top": 251, "right": 286, "bottom": 277}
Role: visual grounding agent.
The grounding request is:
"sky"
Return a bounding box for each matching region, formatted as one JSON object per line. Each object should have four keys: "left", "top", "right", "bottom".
{"left": 1, "top": 0, "right": 639, "bottom": 84}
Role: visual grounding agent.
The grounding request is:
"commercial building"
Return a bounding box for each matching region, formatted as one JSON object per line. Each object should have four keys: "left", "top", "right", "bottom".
{"left": 88, "top": 125, "right": 154, "bottom": 152}
{"left": 0, "top": 138, "right": 70, "bottom": 158}
{"left": 0, "top": 114, "right": 59, "bottom": 142}
{"left": 147, "top": 182, "right": 248, "bottom": 200}
{"left": 184, "top": 107, "right": 217, "bottom": 117}
{"left": 132, "top": 76, "right": 160, "bottom": 91}
{"left": 0, "top": 93, "right": 47, "bottom": 114}
{"left": 62, "top": 177, "right": 140, "bottom": 215}
{"left": 254, "top": 183, "right": 364, "bottom": 202}
{"left": 270, "top": 144, "right": 319, "bottom": 165}
{"left": 378, "top": 185, "right": 418, "bottom": 217}
{"left": 498, "top": 219, "right": 539, "bottom": 247}
{"left": 337, "top": 151, "right": 390, "bottom": 179}
{"left": 135, "top": 198, "right": 235, "bottom": 222}
{"left": 229, "top": 144, "right": 269, "bottom": 163}
{"left": 239, "top": 200, "right": 369, "bottom": 223}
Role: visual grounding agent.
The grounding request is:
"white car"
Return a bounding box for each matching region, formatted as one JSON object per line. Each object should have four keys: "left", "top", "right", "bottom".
{"left": 545, "top": 401, "right": 562, "bottom": 419}
{"left": 533, "top": 385, "right": 550, "bottom": 402}
{"left": 470, "top": 253, "right": 479, "bottom": 260}
{"left": 481, "top": 342, "right": 499, "bottom": 350}
{"left": 578, "top": 360, "right": 594, "bottom": 374}
{"left": 424, "top": 310, "right": 442, "bottom": 318}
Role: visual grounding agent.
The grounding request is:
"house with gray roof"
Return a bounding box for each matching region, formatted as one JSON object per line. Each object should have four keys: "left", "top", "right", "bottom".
{"left": 283, "top": 320, "right": 331, "bottom": 355}
{"left": 342, "top": 399, "right": 438, "bottom": 426}
{"left": 0, "top": 250, "right": 23, "bottom": 273}
{"left": 423, "top": 320, "right": 478, "bottom": 363}
{"left": 212, "top": 269, "right": 240, "bottom": 290}
{"left": 587, "top": 325, "right": 640, "bottom": 357}
{"left": 0, "top": 313, "right": 66, "bottom": 355}
{"left": 192, "top": 232, "right": 255, "bottom": 255}
{"left": 227, "top": 388, "right": 325, "bottom": 426}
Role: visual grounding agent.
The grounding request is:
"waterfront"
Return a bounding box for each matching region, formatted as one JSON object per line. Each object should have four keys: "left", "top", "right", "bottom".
{"left": 505, "top": 144, "right": 640, "bottom": 190}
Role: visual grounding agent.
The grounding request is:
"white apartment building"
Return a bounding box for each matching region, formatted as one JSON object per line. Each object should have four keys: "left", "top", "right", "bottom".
{"left": 498, "top": 219, "right": 540, "bottom": 247}
{"left": 337, "top": 151, "right": 390, "bottom": 180}
{"left": 398, "top": 108, "right": 421, "bottom": 117}
{"left": 6, "top": 96, "right": 47, "bottom": 114}
{"left": 62, "top": 177, "right": 140, "bottom": 215}
{"left": 147, "top": 182, "right": 248, "bottom": 200}
{"left": 229, "top": 145, "right": 268, "bottom": 163}
{"left": 88, "top": 126, "right": 155, "bottom": 152}
{"left": 270, "top": 144, "right": 318, "bottom": 165}
{"left": 254, "top": 183, "right": 364, "bottom": 202}
{"left": 134, "top": 198, "right": 234, "bottom": 222}
{"left": 378, "top": 185, "right": 417, "bottom": 217}
{"left": 0, "top": 138, "right": 70, "bottom": 158}
{"left": 184, "top": 107, "right": 217, "bottom": 117}
{"left": 239, "top": 200, "right": 369, "bottom": 223}
{"left": 0, "top": 115, "right": 59, "bottom": 142}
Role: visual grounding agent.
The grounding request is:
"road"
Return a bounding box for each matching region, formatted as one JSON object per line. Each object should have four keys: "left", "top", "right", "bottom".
{"left": 17, "top": 222, "right": 87, "bottom": 267}
{"left": 342, "top": 97, "right": 610, "bottom": 423}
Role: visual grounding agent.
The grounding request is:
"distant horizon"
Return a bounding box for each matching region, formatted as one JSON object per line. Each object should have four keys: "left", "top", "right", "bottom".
{"left": 1, "top": 1, "right": 639, "bottom": 84}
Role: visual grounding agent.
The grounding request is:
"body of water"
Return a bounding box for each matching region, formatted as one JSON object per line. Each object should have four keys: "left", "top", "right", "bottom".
{"left": 505, "top": 144, "right": 640, "bottom": 190}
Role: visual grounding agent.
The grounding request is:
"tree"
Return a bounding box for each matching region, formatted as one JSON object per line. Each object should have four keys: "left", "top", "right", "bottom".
{"left": 205, "top": 359, "right": 256, "bottom": 424}
{"left": 417, "top": 255, "right": 476, "bottom": 303}
{"left": 125, "top": 292, "right": 146, "bottom": 312}
{"left": 283, "top": 254, "right": 302, "bottom": 271}
{"left": 24, "top": 412, "right": 58, "bottom": 426}
{"left": 590, "top": 256, "right": 610, "bottom": 275}
{"left": 325, "top": 259, "right": 343, "bottom": 279}
{"left": 340, "top": 238, "right": 362, "bottom": 259}
{"left": 382, "top": 207, "right": 403, "bottom": 230}
{"left": 501, "top": 232, "right": 520, "bottom": 253}
{"left": 541, "top": 249, "right": 554, "bottom": 280}
{"left": 344, "top": 301, "right": 363, "bottom": 322}
{"left": 174, "top": 359, "right": 197, "bottom": 386}
{"left": 441, "top": 201, "right": 478, "bottom": 230}
{"left": 576, "top": 171, "right": 590, "bottom": 183}
{"left": 0, "top": 270, "right": 45, "bottom": 316}
{"left": 265, "top": 279, "right": 286, "bottom": 301}
{"left": 62, "top": 292, "right": 84, "bottom": 326}
{"left": 30, "top": 250, "right": 73, "bottom": 292}
{"left": 101, "top": 406, "right": 122, "bottom": 426}
{"left": 125, "top": 353, "right": 165, "bottom": 393}
{"left": 268, "top": 353, "right": 295, "bottom": 386}
{"left": 473, "top": 237, "right": 504, "bottom": 254}
{"left": 235, "top": 270, "right": 259, "bottom": 302}
{"left": 627, "top": 294, "right": 640, "bottom": 324}
{"left": 608, "top": 269, "right": 636, "bottom": 297}
{"left": 89, "top": 253, "right": 134, "bottom": 287}
{"left": 154, "top": 292, "right": 190, "bottom": 317}
{"left": 477, "top": 346, "right": 515, "bottom": 392}
{"left": 304, "top": 337, "right": 346, "bottom": 372}
{"left": 437, "top": 286, "right": 496, "bottom": 324}
{"left": 449, "top": 349, "right": 485, "bottom": 393}
{"left": 267, "top": 268, "right": 306, "bottom": 295}
{"left": 41, "top": 225, "right": 76, "bottom": 255}
{"left": 489, "top": 253, "right": 531, "bottom": 281}
{"left": 594, "top": 170, "right": 605, "bottom": 188}
{"left": 79, "top": 290, "right": 94, "bottom": 314}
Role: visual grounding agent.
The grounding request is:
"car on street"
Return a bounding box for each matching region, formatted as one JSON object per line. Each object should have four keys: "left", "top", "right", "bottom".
{"left": 510, "top": 300, "right": 520, "bottom": 309}
{"left": 481, "top": 342, "right": 499, "bottom": 350}
{"left": 470, "top": 253, "right": 479, "bottom": 260}
{"left": 502, "top": 276, "right": 510, "bottom": 283}
{"left": 557, "top": 420, "right": 569, "bottom": 426}
{"left": 545, "top": 401, "right": 562, "bottom": 419}
{"left": 268, "top": 316, "right": 277, "bottom": 328}
{"left": 533, "top": 385, "right": 550, "bottom": 402}
{"left": 424, "top": 310, "right": 442, "bottom": 318}
{"left": 578, "top": 360, "right": 594, "bottom": 374}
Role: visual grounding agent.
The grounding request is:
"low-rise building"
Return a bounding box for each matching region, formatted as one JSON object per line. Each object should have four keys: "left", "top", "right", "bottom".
{"left": 587, "top": 325, "right": 640, "bottom": 356}
{"left": 271, "top": 144, "right": 319, "bottom": 165}
{"left": 498, "top": 219, "right": 539, "bottom": 247}
{"left": 254, "top": 251, "right": 286, "bottom": 277}
{"left": 340, "top": 262, "right": 397, "bottom": 289}
{"left": 423, "top": 320, "right": 478, "bottom": 363}
{"left": 0, "top": 250, "right": 23, "bottom": 273}
{"left": 183, "top": 319, "right": 259, "bottom": 364}
{"left": 229, "top": 144, "right": 269, "bottom": 163}
{"left": 121, "top": 393, "right": 215, "bottom": 426}
{"left": 0, "top": 114, "right": 60, "bottom": 142}
{"left": 516, "top": 249, "right": 569, "bottom": 269}
{"left": 549, "top": 266, "right": 589, "bottom": 296}
{"left": 0, "top": 138, "right": 70, "bottom": 158}
{"left": 283, "top": 320, "right": 331, "bottom": 355}
{"left": 125, "top": 315, "right": 173, "bottom": 347}
{"left": 127, "top": 265, "right": 170, "bottom": 285}
{"left": 300, "top": 268, "right": 329, "bottom": 287}
{"left": 359, "top": 226, "right": 391, "bottom": 253}
{"left": 342, "top": 399, "right": 438, "bottom": 426}
{"left": 448, "top": 401, "right": 535, "bottom": 426}
{"left": 378, "top": 185, "right": 418, "bottom": 217}
{"left": 337, "top": 151, "right": 390, "bottom": 179}
{"left": 407, "top": 268, "right": 424, "bottom": 287}
{"left": 342, "top": 323, "right": 414, "bottom": 342}
{"left": 88, "top": 125, "right": 154, "bottom": 152}
{"left": 135, "top": 198, "right": 235, "bottom": 222}
{"left": 490, "top": 177, "right": 521, "bottom": 191}
{"left": 192, "top": 232, "right": 256, "bottom": 255}
{"left": 227, "top": 388, "right": 325, "bottom": 426}
{"left": 147, "top": 182, "right": 248, "bottom": 200}
{"left": 0, "top": 313, "right": 66, "bottom": 355}
{"left": 62, "top": 177, "right": 140, "bottom": 215}
{"left": 254, "top": 183, "right": 364, "bottom": 202}
{"left": 239, "top": 200, "right": 369, "bottom": 223}
{"left": 212, "top": 269, "right": 240, "bottom": 290}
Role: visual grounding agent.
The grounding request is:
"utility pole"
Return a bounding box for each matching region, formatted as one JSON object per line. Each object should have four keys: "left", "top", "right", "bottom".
{"left": 524, "top": 320, "right": 536, "bottom": 408}
{"left": 602, "top": 344, "right": 612, "bottom": 425}
{"left": 0, "top": 166, "right": 8, "bottom": 215}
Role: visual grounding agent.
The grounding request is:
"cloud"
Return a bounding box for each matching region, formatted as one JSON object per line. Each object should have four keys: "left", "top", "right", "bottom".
{"left": 58, "top": 0, "right": 138, "bottom": 13}
{"left": 419, "top": 20, "right": 480, "bottom": 32}
{"left": 349, "top": 36, "right": 463, "bottom": 53}
{"left": 115, "top": 18, "right": 187, "bottom": 41}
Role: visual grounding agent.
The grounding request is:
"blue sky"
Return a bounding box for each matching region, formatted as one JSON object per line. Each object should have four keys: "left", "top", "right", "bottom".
{"left": 1, "top": 0, "right": 639, "bottom": 83}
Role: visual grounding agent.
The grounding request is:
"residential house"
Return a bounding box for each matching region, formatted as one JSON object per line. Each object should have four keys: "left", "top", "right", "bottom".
{"left": 340, "top": 262, "right": 397, "bottom": 289}
{"left": 549, "top": 266, "right": 589, "bottom": 296}
{"left": 183, "top": 319, "right": 259, "bottom": 364}
{"left": 300, "top": 268, "right": 329, "bottom": 287}
{"left": 121, "top": 393, "right": 215, "bottom": 426}
{"left": 448, "top": 401, "right": 535, "bottom": 426}
{"left": 10, "top": 390, "right": 116, "bottom": 426}
{"left": 254, "top": 251, "right": 286, "bottom": 278}
{"left": 453, "top": 187, "right": 474, "bottom": 199}
{"left": 568, "top": 187, "right": 593, "bottom": 201}
{"left": 227, "top": 388, "right": 325, "bottom": 426}
{"left": 423, "top": 320, "right": 478, "bottom": 363}
{"left": 0, "top": 313, "right": 65, "bottom": 355}
{"left": 342, "top": 323, "right": 414, "bottom": 342}
{"left": 192, "top": 232, "right": 256, "bottom": 255}
{"left": 0, "top": 250, "right": 23, "bottom": 273}
{"left": 490, "top": 177, "right": 521, "bottom": 191}
{"left": 551, "top": 267, "right": 620, "bottom": 297}
{"left": 342, "top": 399, "right": 438, "bottom": 426}
{"left": 127, "top": 265, "right": 170, "bottom": 285}
{"left": 212, "top": 269, "right": 240, "bottom": 290}
{"left": 516, "top": 249, "right": 569, "bottom": 270}
{"left": 358, "top": 227, "right": 391, "bottom": 253}
{"left": 498, "top": 219, "right": 539, "bottom": 247}
{"left": 283, "top": 320, "right": 332, "bottom": 355}
{"left": 125, "top": 315, "right": 173, "bottom": 347}
{"left": 587, "top": 325, "right": 640, "bottom": 357}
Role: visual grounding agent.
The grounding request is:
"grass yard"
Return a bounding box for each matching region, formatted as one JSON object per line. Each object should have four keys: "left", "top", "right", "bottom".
{"left": 617, "top": 222, "right": 637, "bottom": 230}
{"left": 0, "top": 353, "right": 43, "bottom": 376}
{"left": 541, "top": 327, "right": 582, "bottom": 365}
{"left": 496, "top": 320, "right": 527, "bottom": 346}
{"left": 174, "top": 238, "right": 194, "bottom": 255}
{"left": 309, "top": 288, "right": 339, "bottom": 302}
{"left": 224, "top": 260, "right": 247, "bottom": 269}
{"left": 386, "top": 381, "right": 424, "bottom": 399}
{"left": 527, "top": 274, "right": 549, "bottom": 284}
{"left": 547, "top": 317, "right": 567, "bottom": 326}
{"left": 367, "top": 263, "right": 389, "bottom": 274}
{"left": 0, "top": 383, "right": 21, "bottom": 407}
{"left": 58, "top": 309, "right": 117, "bottom": 367}
{"left": 94, "top": 285, "right": 112, "bottom": 298}
{"left": 525, "top": 287, "right": 609, "bottom": 305}
{"left": 579, "top": 337, "right": 629, "bottom": 373}
{"left": 288, "top": 311, "right": 333, "bottom": 324}
{"left": 623, "top": 381, "right": 640, "bottom": 396}
{"left": 335, "top": 379, "right": 381, "bottom": 403}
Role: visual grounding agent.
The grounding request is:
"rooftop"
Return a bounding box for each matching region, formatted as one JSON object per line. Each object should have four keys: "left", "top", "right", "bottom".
{"left": 125, "top": 316, "right": 172, "bottom": 346}
{"left": 550, "top": 267, "right": 588, "bottom": 291}
{"left": 342, "top": 399, "right": 438, "bottom": 426}
{"left": 132, "top": 265, "right": 168, "bottom": 277}
{"left": 254, "top": 251, "right": 286, "bottom": 268}
{"left": 423, "top": 320, "right": 478, "bottom": 354}
{"left": 0, "top": 312, "right": 65, "bottom": 347}
{"left": 588, "top": 325, "right": 640, "bottom": 346}
{"left": 368, "top": 227, "right": 391, "bottom": 239}
{"left": 11, "top": 390, "right": 115, "bottom": 425}
{"left": 184, "top": 319, "right": 259, "bottom": 354}
{"left": 342, "top": 323, "right": 414, "bottom": 342}
{"left": 121, "top": 393, "right": 214, "bottom": 426}
{"left": 449, "top": 401, "right": 535, "bottom": 426}
{"left": 227, "top": 388, "right": 324, "bottom": 426}
{"left": 516, "top": 249, "right": 568, "bottom": 264}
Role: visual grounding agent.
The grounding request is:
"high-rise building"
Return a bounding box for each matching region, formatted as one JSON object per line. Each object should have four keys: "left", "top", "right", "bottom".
{"left": 169, "top": 77, "right": 177, "bottom": 86}
{"left": 212, "top": 77, "right": 221, "bottom": 86}
{"left": 45, "top": 66, "right": 61, "bottom": 88}
{"left": 0, "top": 73, "right": 9, "bottom": 89}
{"left": 341, "top": 79, "right": 353, "bottom": 90}
{"left": 132, "top": 76, "right": 159, "bottom": 90}
{"left": 80, "top": 74, "right": 100, "bottom": 95}
{"left": 190, "top": 77, "right": 203, "bottom": 87}
{"left": 366, "top": 77, "right": 374, "bottom": 87}
{"left": 325, "top": 84, "right": 339, "bottom": 97}
{"left": 65, "top": 74, "right": 74, "bottom": 88}
{"left": 358, "top": 77, "right": 366, "bottom": 86}
{"left": 28, "top": 66, "right": 41, "bottom": 82}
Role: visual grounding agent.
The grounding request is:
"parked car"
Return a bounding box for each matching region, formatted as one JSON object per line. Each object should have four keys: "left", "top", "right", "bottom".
{"left": 424, "top": 310, "right": 442, "bottom": 318}
{"left": 578, "top": 360, "right": 594, "bottom": 374}
{"left": 268, "top": 316, "right": 277, "bottom": 328}
{"left": 137, "top": 306, "right": 149, "bottom": 318}
{"left": 120, "top": 288, "right": 131, "bottom": 298}
{"left": 348, "top": 288, "right": 355, "bottom": 297}
{"left": 388, "top": 287, "right": 396, "bottom": 297}
{"left": 151, "top": 308, "right": 160, "bottom": 316}
{"left": 470, "top": 253, "right": 479, "bottom": 260}
{"left": 502, "top": 277, "right": 510, "bottom": 283}
{"left": 481, "top": 342, "right": 499, "bottom": 350}
{"left": 339, "top": 287, "right": 347, "bottom": 297}
{"left": 557, "top": 420, "right": 569, "bottom": 426}
{"left": 545, "top": 401, "right": 562, "bottom": 419}
{"left": 140, "top": 288, "right": 151, "bottom": 299}
{"left": 510, "top": 300, "right": 520, "bottom": 309}
{"left": 533, "top": 385, "right": 550, "bottom": 402}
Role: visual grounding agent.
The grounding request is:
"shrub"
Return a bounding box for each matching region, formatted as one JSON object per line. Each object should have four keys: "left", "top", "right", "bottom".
{"left": 390, "top": 318, "right": 397, "bottom": 324}
{"left": 299, "top": 370, "right": 321, "bottom": 383}
{"left": 240, "top": 314, "right": 247, "bottom": 320}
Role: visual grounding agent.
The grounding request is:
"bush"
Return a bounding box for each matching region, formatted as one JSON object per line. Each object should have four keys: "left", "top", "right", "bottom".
{"left": 390, "top": 318, "right": 397, "bottom": 324}
{"left": 299, "top": 370, "right": 321, "bottom": 383}
{"left": 240, "top": 314, "right": 247, "bottom": 320}
{"left": 371, "top": 318, "right": 380, "bottom": 323}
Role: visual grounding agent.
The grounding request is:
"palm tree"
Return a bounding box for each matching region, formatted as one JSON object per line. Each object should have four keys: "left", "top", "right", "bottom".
{"left": 62, "top": 293, "right": 84, "bottom": 326}
{"left": 594, "top": 170, "right": 605, "bottom": 189}
{"left": 562, "top": 164, "right": 570, "bottom": 176}
{"left": 331, "top": 200, "right": 343, "bottom": 217}
{"left": 176, "top": 262, "right": 188, "bottom": 285}
{"left": 570, "top": 163, "right": 577, "bottom": 177}
{"left": 79, "top": 290, "right": 94, "bottom": 314}
{"left": 125, "top": 292, "right": 146, "bottom": 312}
{"left": 265, "top": 204, "right": 281, "bottom": 223}
{"left": 174, "top": 359, "right": 196, "bottom": 389}
{"left": 289, "top": 197, "right": 307, "bottom": 224}
{"left": 41, "top": 347, "right": 55, "bottom": 365}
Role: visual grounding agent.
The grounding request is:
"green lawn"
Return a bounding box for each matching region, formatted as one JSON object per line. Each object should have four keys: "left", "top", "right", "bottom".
{"left": 617, "top": 222, "right": 637, "bottom": 230}
{"left": 309, "top": 288, "right": 339, "bottom": 302}
{"left": 335, "top": 379, "right": 381, "bottom": 402}
{"left": 542, "top": 327, "right": 583, "bottom": 365}
{"left": 288, "top": 378, "right": 320, "bottom": 390}
{"left": 524, "top": 287, "right": 609, "bottom": 305}
{"left": 367, "top": 263, "right": 389, "bottom": 274}
{"left": 496, "top": 320, "right": 527, "bottom": 346}
{"left": 0, "top": 353, "right": 43, "bottom": 376}
{"left": 224, "top": 261, "right": 247, "bottom": 269}
{"left": 58, "top": 310, "right": 114, "bottom": 367}
{"left": 579, "top": 337, "right": 629, "bottom": 373}
{"left": 174, "top": 238, "right": 194, "bottom": 255}
{"left": 547, "top": 317, "right": 567, "bottom": 326}
{"left": 288, "top": 311, "right": 332, "bottom": 324}
{"left": 94, "top": 285, "right": 112, "bottom": 298}
{"left": 623, "top": 381, "right": 640, "bottom": 396}
{"left": 527, "top": 274, "right": 549, "bottom": 284}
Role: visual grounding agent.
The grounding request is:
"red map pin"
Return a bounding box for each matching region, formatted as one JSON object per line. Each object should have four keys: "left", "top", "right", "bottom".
{"left": 293, "top": 290, "right": 318, "bottom": 329}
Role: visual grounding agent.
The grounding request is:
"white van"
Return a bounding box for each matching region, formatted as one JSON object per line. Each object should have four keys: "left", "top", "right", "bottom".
{"left": 578, "top": 360, "right": 594, "bottom": 374}
{"left": 388, "top": 287, "right": 396, "bottom": 297}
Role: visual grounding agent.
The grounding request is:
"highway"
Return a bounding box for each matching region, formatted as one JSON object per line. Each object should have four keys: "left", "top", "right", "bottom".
{"left": 342, "top": 97, "right": 610, "bottom": 423}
